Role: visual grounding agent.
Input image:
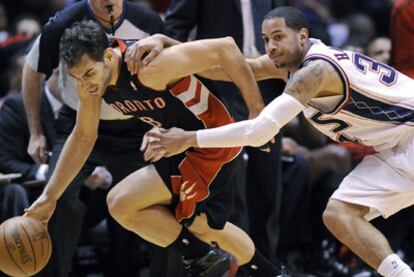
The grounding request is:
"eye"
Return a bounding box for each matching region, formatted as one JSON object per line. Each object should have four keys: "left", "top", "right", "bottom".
{"left": 273, "top": 35, "right": 282, "bottom": 41}
{"left": 85, "top": 71, "right": 93, "bottom": 78}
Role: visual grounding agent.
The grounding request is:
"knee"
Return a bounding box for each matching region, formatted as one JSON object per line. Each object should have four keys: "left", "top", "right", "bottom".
{"left": 106, "top": 188, "right": 130, "bottom": 223}
{"left": 322, "top": 199, "right": 343, "bottom": 231}
{"left": 4, "top": 183, "right": 27, "bottom": 199}
{"left": 322, "top": 199, "right": 367, "bottom": 233}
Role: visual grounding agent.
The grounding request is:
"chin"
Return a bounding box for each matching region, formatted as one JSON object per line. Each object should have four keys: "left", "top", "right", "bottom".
{"left": 274, "top": 62, "right": 287, "bottom": 68}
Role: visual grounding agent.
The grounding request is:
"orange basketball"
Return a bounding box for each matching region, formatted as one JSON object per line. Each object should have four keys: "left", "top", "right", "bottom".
{"left": 0, "top": 216, "right": 52, "bottom": 277}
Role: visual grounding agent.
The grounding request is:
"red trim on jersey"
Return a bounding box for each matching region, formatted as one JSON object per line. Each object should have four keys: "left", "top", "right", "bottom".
{"left": 169, "top": 76, "right": 241, "bottom": 222}
{"left": 111, "top": 38, "right": 127, "bottom": 54}
{"left": 185, "top": 81, "right": 202, "bottom": 107}
{"left": 303, "top": 53, "right": 351, "bottom": 114}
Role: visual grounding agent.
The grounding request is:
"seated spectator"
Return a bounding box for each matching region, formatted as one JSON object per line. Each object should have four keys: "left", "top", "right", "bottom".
{"left": 0, "top": 69, "right": 111, "bottom": 228}
{"left": 366, "top": 37, "right": 391, "bottom": 65}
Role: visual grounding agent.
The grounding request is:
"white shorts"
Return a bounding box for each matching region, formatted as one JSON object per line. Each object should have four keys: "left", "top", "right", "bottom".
{"left": 331, "top": 138, "right": 414, "bottom": 221}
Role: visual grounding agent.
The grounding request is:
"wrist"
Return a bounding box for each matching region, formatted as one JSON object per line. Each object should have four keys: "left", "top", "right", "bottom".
{"left": 186, "top": 131, "right": 198, "bottom": 148}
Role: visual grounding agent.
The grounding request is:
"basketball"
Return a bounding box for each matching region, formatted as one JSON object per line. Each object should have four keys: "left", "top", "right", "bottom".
{"left": 0, "top": 216, "right": 52, "bottom": 277}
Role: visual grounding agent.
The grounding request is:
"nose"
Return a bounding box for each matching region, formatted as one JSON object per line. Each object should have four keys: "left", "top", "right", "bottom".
{"left": 267, "top": 41, "right": 278, "bottom": 55}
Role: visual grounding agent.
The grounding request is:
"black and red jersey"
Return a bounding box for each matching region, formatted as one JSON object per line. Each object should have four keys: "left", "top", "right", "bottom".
{"left": 103, "top": 39, "right": 236, "bottom": 132}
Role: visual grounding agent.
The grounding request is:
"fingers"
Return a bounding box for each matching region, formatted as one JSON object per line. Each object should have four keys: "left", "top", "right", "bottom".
{"left": 140, "top": 133, "right": 149, "bottom": 152}
{"left": 125, "top": 44, "right": 144, "bottom": 75}
{"left": 31, "top": 146, "right": 47, "bottom": 164}
{"left": 143, "top": 145, "right": 166, "bottom": 162}
{"left": 142, "top": 47, "right": 160, "bottom": 66}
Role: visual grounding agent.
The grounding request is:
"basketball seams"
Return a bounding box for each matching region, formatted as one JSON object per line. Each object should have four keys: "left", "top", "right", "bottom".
{"left": 20, "top": 219, "right": 38, "bottom": 273}
{"left": 2, "top": 219, "right": 28, "bottom": 276}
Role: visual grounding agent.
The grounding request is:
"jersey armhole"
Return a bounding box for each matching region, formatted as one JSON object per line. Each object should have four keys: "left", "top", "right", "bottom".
{"left": 303, "top": 55, "right": 351, "bottom": 114}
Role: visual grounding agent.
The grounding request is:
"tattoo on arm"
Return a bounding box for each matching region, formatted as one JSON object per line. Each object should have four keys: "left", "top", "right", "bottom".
{"left": 284, "top": 61, "right": 335, "bottom": 105}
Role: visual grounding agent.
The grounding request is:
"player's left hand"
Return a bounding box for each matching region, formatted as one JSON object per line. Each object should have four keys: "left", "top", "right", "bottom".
{"left": 142, "top": 127, "right": 194, "bottom": 161}
{"left": 125, "top": 34, "right": 165, "bottom": 75}
{"left": 258, "top": 137, "right": 276, "bottom": 152}
{"left": 140, "top": 127, "right": 167, "bottom": 162}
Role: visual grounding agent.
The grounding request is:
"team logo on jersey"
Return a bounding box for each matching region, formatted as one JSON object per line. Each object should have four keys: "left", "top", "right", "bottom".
{"left": 179, "top": 181, "right": 198, "bottom": 201}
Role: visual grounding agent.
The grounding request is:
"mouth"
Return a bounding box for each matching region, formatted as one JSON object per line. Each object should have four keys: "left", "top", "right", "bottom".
{"left": 269, "top": 52, "right": 282, "bottom": 60}
{"left": 89, "top": 85, "right": 99, "bottom": 95}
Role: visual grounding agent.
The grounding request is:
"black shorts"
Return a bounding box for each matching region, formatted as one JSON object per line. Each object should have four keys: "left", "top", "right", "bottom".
{"left": 154, "top": 147, "right": 242, "bottom": 230}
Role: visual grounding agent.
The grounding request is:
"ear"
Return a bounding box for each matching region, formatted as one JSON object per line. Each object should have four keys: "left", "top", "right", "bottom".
{"left": 103, "top": 48, "right": 114, "bottom": 64}
{"left": 298, "top": 28, "right": 309, "bottom": 46}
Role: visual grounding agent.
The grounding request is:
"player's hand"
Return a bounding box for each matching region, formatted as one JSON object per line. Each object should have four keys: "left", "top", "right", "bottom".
{"left": 125, "top": 34, "right": 165, "bottom": 75}
{"left": 144, "top": 127, "right": 194, "bottom": 158}
{"left": 140, "top": 127, "right": 167, "bottom": 162}
{"left": 258, "top": 137, "right": 276, "bottom": 153}
{"left": 28, "top": 134, "right": 48, "bottom": 164}
{"left": 24, "top": 193, "right": 57, "bottom": 225}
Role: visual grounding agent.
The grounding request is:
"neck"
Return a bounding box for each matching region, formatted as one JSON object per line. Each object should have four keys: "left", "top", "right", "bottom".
{"left": 109, "top": 48, "right": 122, "bottom": 86}
{"left": 289, "top": 40, "right": 311, "bottom": 73}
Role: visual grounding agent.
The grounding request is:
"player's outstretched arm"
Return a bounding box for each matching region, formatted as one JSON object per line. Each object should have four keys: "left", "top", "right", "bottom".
{"left": 24, "top": 84, "right": 102, "bottom": 225}
{"left": 145, "top": 59, "right": 341, "bottom": 156}
{"left": 138, "top": 37, "right": 265, "bottom": 117}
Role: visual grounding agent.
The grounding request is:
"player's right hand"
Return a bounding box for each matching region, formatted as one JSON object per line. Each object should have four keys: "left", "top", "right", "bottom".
{"left": 125, "top": 34, "right": 165, "bottom": 75}
{"left": 24, "top": 193, "right": 57, "bottom": 225}
{"left": 28, "top": 134, "right": 48, "bottom": 164}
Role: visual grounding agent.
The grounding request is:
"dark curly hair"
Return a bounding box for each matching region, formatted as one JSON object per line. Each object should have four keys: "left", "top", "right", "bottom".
{"left": 59, "top": 20, "right": 108, "bottom": 68}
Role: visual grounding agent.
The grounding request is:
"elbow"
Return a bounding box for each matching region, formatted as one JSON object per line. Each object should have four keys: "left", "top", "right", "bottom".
{"left": 218, "top": 37, "right": 239, "bottom": 57}
{"left": 244, "top": 118, "right": 280, "bottom": 147}
{"left": 245, "top": 133, "right": 273, "bottom": 147}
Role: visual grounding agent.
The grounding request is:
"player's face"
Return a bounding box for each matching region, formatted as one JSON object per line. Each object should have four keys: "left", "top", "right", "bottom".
{"left": 89, "top": 0, "right": 123, "bottom": 19}
{"left": 367, "top": 37, "right": 391, "bottom": 65}
{"left": 262, "top": 17, "right": 307, "bottom": 69}
{"left": 68, "top": 54, "right": 112, "bottom": 98}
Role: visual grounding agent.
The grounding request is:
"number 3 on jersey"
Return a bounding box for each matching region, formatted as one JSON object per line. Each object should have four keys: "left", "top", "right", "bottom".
{"left": 353, "top": 53, "right": 397, "bottom": 86}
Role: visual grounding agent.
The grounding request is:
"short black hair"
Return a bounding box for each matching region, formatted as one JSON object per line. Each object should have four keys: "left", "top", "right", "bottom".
{"left": 60, "top": 20, "right": 108, "bottom": 68}
{"left": 264, "top": 6, "right": 310, "bottom": 32}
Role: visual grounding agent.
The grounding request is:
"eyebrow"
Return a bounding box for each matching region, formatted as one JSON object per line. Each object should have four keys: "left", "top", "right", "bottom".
{"left": 83, "top": 68, "right": 93, "bottom": 77}
{"left": 262, "top": 29, "right": 284, "bottom": 36}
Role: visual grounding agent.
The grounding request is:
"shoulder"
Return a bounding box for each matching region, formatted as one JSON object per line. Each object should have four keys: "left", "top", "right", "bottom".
{"left": 42, "top": 1, "right": 87, "bottom": 37}
{"left": 124, "top": 2, "right": 164, "bottom": 33}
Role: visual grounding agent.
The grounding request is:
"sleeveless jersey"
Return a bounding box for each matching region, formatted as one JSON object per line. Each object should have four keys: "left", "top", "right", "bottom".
{"left": 102, "top": 39, "right": 241, "bottom": 222}
{"left": 103, "top": 39, "right": 237, "bottom": 132}
{"left": 301, "top": 39, "right": 414, "bottom": 151}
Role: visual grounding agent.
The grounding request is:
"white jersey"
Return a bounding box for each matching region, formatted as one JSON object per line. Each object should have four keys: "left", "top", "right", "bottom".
{"left": 301, "top": 39, "right": 414, "bottom": 151}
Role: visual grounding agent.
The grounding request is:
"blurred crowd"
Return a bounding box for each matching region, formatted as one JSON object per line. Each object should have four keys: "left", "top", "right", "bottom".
{"left": 1, "top": 0, "right": 413, "bottom": 277}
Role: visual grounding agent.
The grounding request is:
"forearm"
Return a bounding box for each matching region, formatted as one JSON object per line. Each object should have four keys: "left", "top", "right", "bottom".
{"left": 218, "top": 38, "right": 264, "bottom": 115}
{"left": 196, "top": 94, "right": 304, "bottom": 148}
{"left": 22, "top": 63, "right": 44, "bottom": 136}
{"left": 43, "top": 131, "right": 96, "bottom": 200}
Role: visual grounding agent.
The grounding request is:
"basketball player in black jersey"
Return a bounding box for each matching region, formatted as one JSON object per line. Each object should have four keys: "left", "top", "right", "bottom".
{"left": 25, "top": 20, "right": 289, "bottom": 277}
{"left": 22, "top": 1, "right": 165, "bottom": 276}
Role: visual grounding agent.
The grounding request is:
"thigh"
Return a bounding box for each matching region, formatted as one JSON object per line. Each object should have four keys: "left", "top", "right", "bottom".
{"left": 331, "top": 152, "right": 414, "bottom": 221}
{"left": 110, "top": 164, "right": 172, "bottom": 209}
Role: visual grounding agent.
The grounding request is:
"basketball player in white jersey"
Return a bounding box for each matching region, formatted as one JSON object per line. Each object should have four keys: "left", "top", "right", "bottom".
{"left": 142, "top": 6, "right": 414, "bottom": 277}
